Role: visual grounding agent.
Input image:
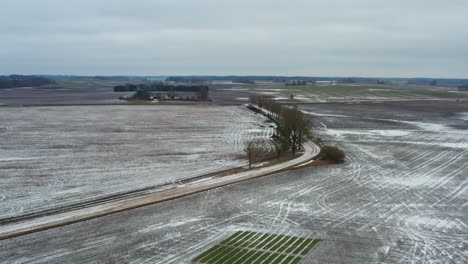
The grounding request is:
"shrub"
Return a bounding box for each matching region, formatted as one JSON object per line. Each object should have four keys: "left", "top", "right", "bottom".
{"left": 320, "top": 146, "right": 345, "bottom": 162}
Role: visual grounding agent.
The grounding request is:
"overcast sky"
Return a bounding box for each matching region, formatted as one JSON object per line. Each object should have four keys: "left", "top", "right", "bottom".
{"left": 1, "top": 0, "right": 468, "bottom": 77}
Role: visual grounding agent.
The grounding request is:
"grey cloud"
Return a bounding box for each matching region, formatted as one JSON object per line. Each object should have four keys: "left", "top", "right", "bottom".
{"left": 1, "top": 0, "right": 467, "bottom": 77}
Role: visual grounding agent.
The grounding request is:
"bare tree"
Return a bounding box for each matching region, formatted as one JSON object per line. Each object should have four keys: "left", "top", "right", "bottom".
{"left": 244, "top": 141, "right": 263, "bottom": 169}
{"left": 272, "top": 137, "right": 288, "bottom": 159}
{"left": 280, "top": 107, "right": 311, "bottom": 155}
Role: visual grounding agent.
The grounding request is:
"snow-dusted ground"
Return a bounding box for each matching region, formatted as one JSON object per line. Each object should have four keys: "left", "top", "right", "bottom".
{"left": 0, "top": 105, "right": 274, "bottom": 220}
{"left": 0, "top": 101, "right": 467, "bottom": 263}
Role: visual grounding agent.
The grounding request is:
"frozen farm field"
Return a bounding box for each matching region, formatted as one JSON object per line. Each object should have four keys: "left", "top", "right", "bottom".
{"left": 229, "top": 83, "right": 468, "bottom": 103}
{"left": 1, "top": 100, "right": 467, "bottom": 263}
{"left": 0, "top": 105, "right": 274, "bottom": 221}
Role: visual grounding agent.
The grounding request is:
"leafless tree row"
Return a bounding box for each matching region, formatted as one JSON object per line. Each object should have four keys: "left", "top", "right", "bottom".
{"left": 245, "top": 96, "right": 312, "bottom": 168}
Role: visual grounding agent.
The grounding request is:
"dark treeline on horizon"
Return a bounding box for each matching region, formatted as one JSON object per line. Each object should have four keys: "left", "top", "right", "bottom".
{"left": 2, "top": 74, "right": 468, "bottom": 88}
{"left": 113, "top": 83, "right": 209, "bottom": 93}
{"left": 0, "top": 75, "right": 55, "bottom": 89}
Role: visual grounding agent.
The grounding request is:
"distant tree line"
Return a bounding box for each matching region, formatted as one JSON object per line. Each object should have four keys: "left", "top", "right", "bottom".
{"left": 0, "top": 75, "right": 55, "bottom": 89}
{"left": 114, "top": 84, "right": 141, "bottom": 92}
{"left": 114, "top": 83, "right": 208, "bottom": 93}
{"left": 166, "top": 77, "right": 209, "bottom": 83}
{"left": 232, "top": 78, "right": 256, "bottom": 84}
{"left": 44, "top": 75, "right": 147, "bottom": 82}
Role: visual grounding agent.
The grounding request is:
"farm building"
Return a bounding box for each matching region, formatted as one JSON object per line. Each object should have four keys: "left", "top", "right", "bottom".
{"left": 114, "top": 83, "right": 209, "bottom": 101}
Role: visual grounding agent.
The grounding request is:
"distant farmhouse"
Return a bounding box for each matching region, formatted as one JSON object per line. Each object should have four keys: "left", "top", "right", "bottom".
{"left": 285, "top": 80, "right": 307, "bottom": 86}
{"left": 114, "top": 83, "right": 209, "bottom": 101}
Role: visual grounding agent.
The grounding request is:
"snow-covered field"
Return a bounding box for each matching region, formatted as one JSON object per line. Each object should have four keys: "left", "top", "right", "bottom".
{"left": 0, "top": 101, "right": 467, "bottom": 263}
{"left": 0, "top": 105, "right": 274, "bottom": 220}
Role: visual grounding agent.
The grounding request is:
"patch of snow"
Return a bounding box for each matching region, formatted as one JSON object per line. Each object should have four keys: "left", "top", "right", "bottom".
{"left": 189, "top": 177, "right": 213, "bottom": 184}
{"left": 326, "top": 129, "right": 411, "bottom": 138}
{"left": 255, "top": 88, "right": 301, "bottom": 92}
{"left": 0, "top": 157, "right": 39, "bottom": 162}
{"left": 400, "top": 121, "right": 449, "bottom": 131}
{"left": 405, "top": 215, "right": 461, "bottom": 230}
{"left": 368, "top": 89, "right": 394, "bottom": 92}
{"left": 302, "top": 110, "right": 350, "bottom": 118}
{"left": 456, "top": 112, "right": 468, "bottom": 120}
{"left": 138, "top": 218, "right": 203, "bottom": 233}
{"left": 259, "top": 91, "right": 280, "bottom": 95}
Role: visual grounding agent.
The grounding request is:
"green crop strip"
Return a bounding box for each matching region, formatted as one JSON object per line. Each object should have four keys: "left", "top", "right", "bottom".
{"left": 193, "top": 231, "right": 319, "bottom": 264}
